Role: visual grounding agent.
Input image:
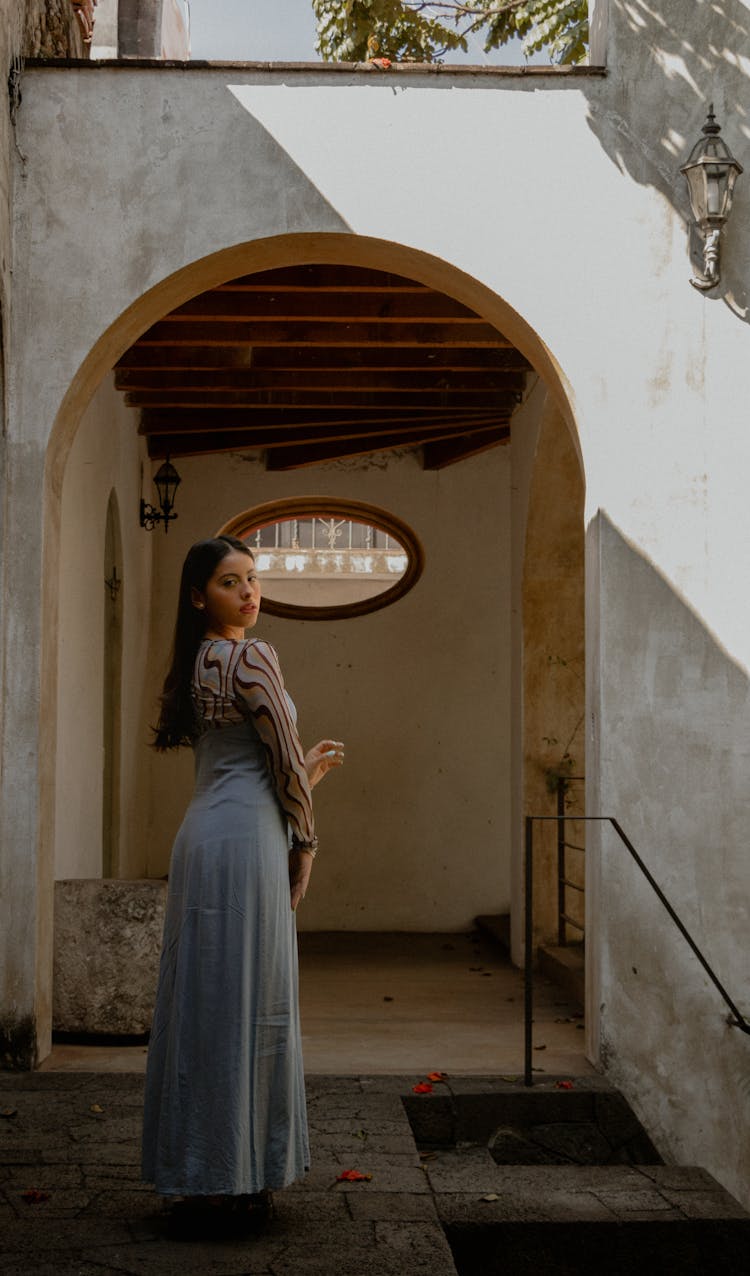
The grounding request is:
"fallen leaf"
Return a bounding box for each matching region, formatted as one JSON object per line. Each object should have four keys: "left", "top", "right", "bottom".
{"left": 0, "top": 1107, "right": 18, "bottom": 1118}
{"left": 412, "top": 1082, "right": 434, "bottom": 1094}
{"left": 500, "top": 1076, "right": 518, "bottom": 1083}
{"left": 383, "top": 995, "right": 394, "bottom": 1002}
{"left": 419, "top": 1151, "right": 438, "bottom": 1161}
{"left": 533, "top": 1044, "right": 547, "bottom": 1051}
{"left": 426, "top": 1071, "right": 448, "bottom": 1083}
{"left": 481, "top": 1193, "right": 500, "bottom": 1202}
{"left": 352, "top": 1128, "right": 368, "bottom": 1141}
{"left": 21, "top": 1188, "right": 50, "bottom": 1204}
{"left": 90, "top": 1104, "right": 104, "bottom": 1114}
{"left": 336, "top": 1169, "right": 372, "bottom": 1182}
{"left": 555, "top": 1080, "right": 575, "bottom": 1090}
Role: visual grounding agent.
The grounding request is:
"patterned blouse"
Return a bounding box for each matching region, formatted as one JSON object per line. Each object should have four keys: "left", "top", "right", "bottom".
{"left": 192, "top": 638, "right": 315, "bottom": 844}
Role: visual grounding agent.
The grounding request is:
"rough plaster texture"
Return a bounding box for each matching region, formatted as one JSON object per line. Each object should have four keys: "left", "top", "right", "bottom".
{"left": 55, "top": 374, "right": 153, "bottom": 880}
{"left": 0, "top": 0, "right": 749, "bottom": 1212}
{"left": 52, "top": 878, "right": 166, "bottom": 1033}
{"left": 146, "top": 446, "right": 512, "bottom": 933}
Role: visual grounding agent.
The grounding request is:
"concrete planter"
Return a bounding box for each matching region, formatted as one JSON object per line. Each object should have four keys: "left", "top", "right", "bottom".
{"left": 53, "top": 879, "right": 166, "bottom": 1035}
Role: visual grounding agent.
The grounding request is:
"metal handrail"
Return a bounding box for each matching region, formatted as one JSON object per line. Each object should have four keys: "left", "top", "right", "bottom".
{"left": 524, "top": 814, "right": 750, "bottom": 1086}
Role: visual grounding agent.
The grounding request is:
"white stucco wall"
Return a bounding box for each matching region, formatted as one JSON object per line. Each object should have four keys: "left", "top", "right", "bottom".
{"left": 145, "top": 445, "right": 512, "bottom": 932}
{"left": 55, "top": 375, "right": 153, "bottom": 880}
{"left": 2, "top": 0, "right": 750, "bottom": 1208}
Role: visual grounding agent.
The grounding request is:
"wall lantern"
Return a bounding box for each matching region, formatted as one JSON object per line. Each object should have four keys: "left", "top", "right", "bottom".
{"left": 140, "top": 458, "right": 181, "bottom": 533}
{"left": 680, "top": 105, "right": 743, "bottom": 291}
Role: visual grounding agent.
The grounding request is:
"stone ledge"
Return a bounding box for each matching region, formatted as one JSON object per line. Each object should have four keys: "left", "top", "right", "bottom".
{"left": 53, "top": 880, "right": 166, "bottom": 1036}
{"left": 24, "top": 57, "right": 608, "bottom": 78}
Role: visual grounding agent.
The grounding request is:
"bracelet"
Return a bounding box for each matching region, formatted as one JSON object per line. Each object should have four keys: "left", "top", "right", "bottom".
{"left": 292, "top": 836, "right": 319, "bottom": 858}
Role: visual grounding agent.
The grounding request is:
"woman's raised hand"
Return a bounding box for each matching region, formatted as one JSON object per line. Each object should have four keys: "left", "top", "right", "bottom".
{"left": 304, "top": 739, "right": 345, "bottom": 789}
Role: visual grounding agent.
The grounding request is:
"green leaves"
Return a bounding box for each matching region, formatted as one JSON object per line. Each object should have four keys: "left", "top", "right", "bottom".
{"left": 312, "top": 2, "right": 589, "bottom": 65}
{"left": 313, "top": 1, "right": 466, "bottom": 63}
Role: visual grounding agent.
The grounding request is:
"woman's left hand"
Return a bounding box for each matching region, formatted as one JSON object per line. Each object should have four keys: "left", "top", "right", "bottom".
{"left": 304, "top": 739, "right": 345, "bottom": 788}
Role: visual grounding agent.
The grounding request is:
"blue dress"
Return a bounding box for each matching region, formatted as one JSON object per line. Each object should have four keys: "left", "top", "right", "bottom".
{"left": 141, "top": 639, "right": 311, "bottom": 1196}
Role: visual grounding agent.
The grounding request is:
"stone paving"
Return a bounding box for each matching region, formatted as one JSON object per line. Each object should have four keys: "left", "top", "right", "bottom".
{"left": 1, "top": 1072, "right": 748, "bottom": 1275}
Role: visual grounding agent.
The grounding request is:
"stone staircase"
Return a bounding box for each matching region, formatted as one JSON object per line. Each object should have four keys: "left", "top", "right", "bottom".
{"left": 406, "top": 1075, "right": 750, "bottom": 1274}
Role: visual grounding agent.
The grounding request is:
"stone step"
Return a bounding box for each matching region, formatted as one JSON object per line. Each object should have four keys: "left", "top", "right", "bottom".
{"left": 404, "top": 1076, "right": 660, "bottom": 1164}
{"left": 406, "top": 1077, "right": 750, "bottom": 1270}
{"left": 538, "top": 943, "right": 585, "bottom": 1008}
{"left": 445, "top": 1216, "right": 750, "bottom": 1274}
{"left": 474, "top": 913, "right": 511, "bottom": 953}
{"left": 431, "top": 1159, "right": 750, "bottom": 1271}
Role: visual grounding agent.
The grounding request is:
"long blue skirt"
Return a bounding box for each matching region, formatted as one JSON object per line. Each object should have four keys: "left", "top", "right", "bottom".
{"left": 141, "top": 721, "right": 309, "bottom": 1196}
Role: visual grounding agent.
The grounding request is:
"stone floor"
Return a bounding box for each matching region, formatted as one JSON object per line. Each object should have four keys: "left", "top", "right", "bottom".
{"left": 8, "top": 935, "right": 746, "bottom": 1271}
{"left": 42, "top": 932, "right": 594, "bottom": 1076}
{"left": 1, "top": 1073, "right": 747, "bottom": 1275}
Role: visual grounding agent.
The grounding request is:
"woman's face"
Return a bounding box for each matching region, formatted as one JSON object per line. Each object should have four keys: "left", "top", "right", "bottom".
{"left": 192, "top": 550, "right": 261, "bottom": 639}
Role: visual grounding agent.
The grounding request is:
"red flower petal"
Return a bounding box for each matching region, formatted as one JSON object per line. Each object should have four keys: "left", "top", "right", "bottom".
{"left": 21, "top": 1188, "right": 51, "bottom": 1204}
{"left": 412, "top": 1082, "right": 434, "bottom": 1094}
{"left": 555, "top": 1079, "right": 574, "bottom": 1090}
{"left": 336, "top": 1168, "right": 372, "bottom": 1182}
{"left": 426, "top": 1071, "right": 448, "bottom": 1082}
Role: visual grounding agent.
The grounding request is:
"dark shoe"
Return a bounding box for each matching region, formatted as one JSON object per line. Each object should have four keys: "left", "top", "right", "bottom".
{"left": 223, "top": 1189, "right": 274, "bottom": 1232}
{"left": 166, "top": 1196, "right": 226, "bottom": 1241}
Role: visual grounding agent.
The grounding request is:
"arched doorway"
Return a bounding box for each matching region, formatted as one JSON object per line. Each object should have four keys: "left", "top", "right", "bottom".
{"left": 34, "top": 233, "right": 584, "bottom": 1067}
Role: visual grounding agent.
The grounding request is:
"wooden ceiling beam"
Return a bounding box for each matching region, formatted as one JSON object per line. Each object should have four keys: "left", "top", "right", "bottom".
{"left": 170, "top": 292, "right": 478, "bottom": 322}
{"left": 139, "top": 408, "right": 504, "bottom": 435}
{"left": 422, "top": 426, "right": 511, "bottom": 469}
{"left": 117, "top": 266, "right": 529, "bottom": 470}
{"left": 214, "top": 266, "right": 430, "bottom": 290}
{"left": 127, "top": 390, "right": 519, "bottom": 412}
{"left": 116, "top": 369, "right": 527, "bottom": 394}
{"left": 116, "top": 346, "right": 528, "bottom": 371}
{"left": 115, "top": 347, "right": 254, "bottom": 370}
{"left": 264, "top": 424, "right": 506, "bottom": 471}
{"left": 134, "top": 321, "right": 511, "bottom": 348}
{"left": 146, "top": 419, "right": 504, "bottom": 460}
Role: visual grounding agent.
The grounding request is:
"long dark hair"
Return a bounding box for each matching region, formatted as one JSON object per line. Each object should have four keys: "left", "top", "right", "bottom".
{"left": 152, "top": 535, "right": 255, "bottom": 750}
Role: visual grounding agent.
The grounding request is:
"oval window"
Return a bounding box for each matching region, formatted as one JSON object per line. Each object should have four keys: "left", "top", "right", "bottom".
{"left": 219, "top": 498, "right": 424, "bottom": 620}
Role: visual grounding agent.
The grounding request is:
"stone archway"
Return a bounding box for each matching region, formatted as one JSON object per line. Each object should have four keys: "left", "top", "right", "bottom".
{"left": 2, "top": 233, "right": 583, "bottom": 1068}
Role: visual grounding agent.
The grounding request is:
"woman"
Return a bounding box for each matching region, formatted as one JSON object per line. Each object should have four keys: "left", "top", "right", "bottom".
{"left": 141, "top": 535, "right": 343, "bottom": 1232}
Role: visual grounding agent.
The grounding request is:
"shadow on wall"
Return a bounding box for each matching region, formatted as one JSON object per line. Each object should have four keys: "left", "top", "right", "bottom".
{"left": 593, "top": 513, "right": 750, "bottom": 1205}
{"left": 586, "top": 0, "right": 750, "bottom": 323}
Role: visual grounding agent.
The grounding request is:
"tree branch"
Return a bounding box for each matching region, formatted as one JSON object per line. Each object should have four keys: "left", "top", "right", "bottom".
{"left": 405, "top": 1, "right": 530, "bottom": 17}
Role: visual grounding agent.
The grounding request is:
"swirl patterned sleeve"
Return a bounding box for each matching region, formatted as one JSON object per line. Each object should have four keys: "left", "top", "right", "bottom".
{"left": 233, "top": 640, "right": 315, "bottom": 843}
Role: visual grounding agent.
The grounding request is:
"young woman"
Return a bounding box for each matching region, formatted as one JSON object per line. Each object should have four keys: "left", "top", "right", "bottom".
{"left": 141, "top": 535, "right": 343, "bottom": 1232}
